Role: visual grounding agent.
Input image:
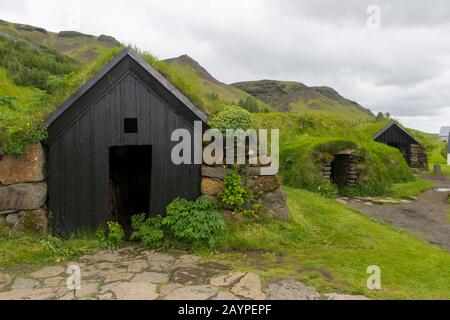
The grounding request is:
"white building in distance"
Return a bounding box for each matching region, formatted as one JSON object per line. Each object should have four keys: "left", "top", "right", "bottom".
{"left": 439, "top": 126, "right": 450, "bottom": 142}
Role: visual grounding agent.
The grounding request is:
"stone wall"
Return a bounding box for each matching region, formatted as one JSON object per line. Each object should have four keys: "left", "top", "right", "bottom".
{"left": 0, "top": 142, "right": 289, "bottom": 234}
{"left": 322, "top": 151, "right": 362, "bottom": 188}
{"left": 410, "top": 144, "right": 428, "bottom": 169}
{"left": 0, "top": 143, "right": 48, "bottom": 234}
{"left": 200, "top": 164, "right": 290, "bottom": 221}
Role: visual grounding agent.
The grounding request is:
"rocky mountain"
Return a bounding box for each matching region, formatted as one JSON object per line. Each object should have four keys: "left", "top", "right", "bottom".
{"left": 0, "top": 19, "right": 121, "bottom": 63}
{"left": 0, "top": 17, "right": 373, "bottom": 119}
{"left": 232, "top": 80, "right": 374, "bottom": 119}
{"left": 163, "top": 54, "right": 270, "bottom": 112}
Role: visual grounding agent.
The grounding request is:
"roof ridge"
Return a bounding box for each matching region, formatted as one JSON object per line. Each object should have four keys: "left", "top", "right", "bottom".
{"left": 45, "top": 48, "right": 208, "bottom": 127}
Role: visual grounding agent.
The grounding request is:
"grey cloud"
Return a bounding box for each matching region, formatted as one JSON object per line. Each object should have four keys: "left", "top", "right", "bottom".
{"left": 276, "top": 0, "right": 450, "bottom": 28}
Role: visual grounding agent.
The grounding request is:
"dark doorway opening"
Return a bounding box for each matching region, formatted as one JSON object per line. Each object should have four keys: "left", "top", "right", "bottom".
{"left": 330, "top": 154, "right": 350, "bottom": 188}
{"left": 109, "top": 145, "right": 151, "bottom": 231}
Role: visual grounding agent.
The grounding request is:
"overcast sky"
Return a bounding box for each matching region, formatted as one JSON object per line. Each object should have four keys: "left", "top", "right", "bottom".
{"left": 1, "top": 0, "right": 449, "bottom": 133}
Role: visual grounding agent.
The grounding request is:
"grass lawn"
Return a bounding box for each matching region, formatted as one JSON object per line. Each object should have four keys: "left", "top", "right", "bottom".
{"left": 202, "top": 187, "right": 450, "bottom": 300}
{"left": 0, "top": 225, "right": 101, "bottom": 276}
{"left": 389, "top": 178, "right": 434, "bottom": 198}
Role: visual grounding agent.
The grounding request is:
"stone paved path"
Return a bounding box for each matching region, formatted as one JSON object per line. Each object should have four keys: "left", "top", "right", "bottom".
{"left": 0, "top": 246, "right": 368, "bottom": 300}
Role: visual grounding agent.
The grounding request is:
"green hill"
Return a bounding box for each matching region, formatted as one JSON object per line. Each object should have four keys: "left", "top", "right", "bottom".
{"left": 163, "top": 54, "right": 271, "bottom": 113}
{"left": 0, "top": 17, "right": 439, "bottom": 193}
{"left": 233, "top": 80, "right": 374, "bottom": 120}
{"left": 0, "top": 19, "right": 121, "bottom": 63}
{"left": 252, "top": 112, "right": 419, "bottom": 196}
{"left": 0, "top": 29, "right": 122, "bottom": 154}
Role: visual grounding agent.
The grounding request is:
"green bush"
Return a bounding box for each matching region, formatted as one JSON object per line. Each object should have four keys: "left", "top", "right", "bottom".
{"left": 130, "top": 197, "right": 227, "bottom": 250}
{"left": 208, "top": 106, "right": 253, "bottom": 135}
{"left": 218, "top": 169, "right": 250, "bottom": 210}
{"left": 164, "top": 197, "right": 227, "bottom": 250}
{"left": 130, "top": 214, "right": 167, "bottom": 249}
{"left": 96, "top": 221, "right": 125, "bottom": 250}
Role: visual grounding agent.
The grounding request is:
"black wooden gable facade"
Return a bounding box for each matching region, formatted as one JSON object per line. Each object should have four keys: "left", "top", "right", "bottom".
{"left": 44, "top": 48, "right": 208, "bottom": 236}
{"left": 373, "top": 122, "right": 421, "bottom": 166}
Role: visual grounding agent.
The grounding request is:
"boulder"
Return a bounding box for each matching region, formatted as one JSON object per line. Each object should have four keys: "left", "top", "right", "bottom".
{"left": 245, "top": 166, "right": 273, "bottom": 176}
{"left": 0, "top": 143, "right": 45, "bottom": 186}
{"left": 201, "top": 178, "right": 224, "bottom": 196}
{"left": 246, "top": 175, "right": 281, "bottom": 196}
{"left": 201, "top": 165, "right": 231, "bottom": 179}
{"left": 5, "top": 213, "right": 19, "bottom": 227}
{"left": 259, "top": 189, "right": 290, "bottom": 221}
{"left": 15, "top": 209, "right": 48, "bottom": 235}
{"left": 0, "top": 209, "right": 18, "bottom": 216}
{"left": 0, "top": 183, "right": 47, "bottom": 211}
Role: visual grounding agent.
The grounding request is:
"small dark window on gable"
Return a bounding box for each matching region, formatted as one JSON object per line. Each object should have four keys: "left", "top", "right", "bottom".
{"left": 124, "top": 118, "right": 138, "bottom": 133}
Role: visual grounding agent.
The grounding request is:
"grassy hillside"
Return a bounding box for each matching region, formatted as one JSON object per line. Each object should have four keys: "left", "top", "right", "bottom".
{"left": 0, "top": 19, "right": 121, "bottom": 63}
{"left": 0, "top": 32, "right": 122, "bottom": 154}
{"left": 164, "top": 55, "right": 271, "bottom": 113}
{"left": 234, "top": 80, "right": 374, "bottom": 121}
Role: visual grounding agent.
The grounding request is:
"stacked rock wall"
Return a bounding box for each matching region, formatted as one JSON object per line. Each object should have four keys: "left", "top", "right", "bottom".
{"left": 200, "top": 164, "right": 290, "bottom": 221}
{"left": 0, "top": 144, "right": 48, "bottom": 234}
{"left": 410, "top": 144, "right": 428, "bottom": 169}
{"left": 322, "top": 152, "right": 361, "bottom": 188}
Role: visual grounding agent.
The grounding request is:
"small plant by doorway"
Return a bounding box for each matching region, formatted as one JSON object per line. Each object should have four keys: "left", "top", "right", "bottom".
{"left": 109, "top": 145, "right": 152, "bottom": 232}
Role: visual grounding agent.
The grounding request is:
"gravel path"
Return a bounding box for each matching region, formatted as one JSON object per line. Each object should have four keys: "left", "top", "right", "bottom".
{"left": 348, "top": 175, "right": 450, "bottom": 251}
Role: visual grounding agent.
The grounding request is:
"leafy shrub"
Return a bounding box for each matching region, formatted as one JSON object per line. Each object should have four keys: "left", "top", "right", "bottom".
{"left": 218, "top": 169, "right": 250, "bottom": 210}
{"left": 96, "top": 221, "right": 125, "bottom": 250}
{"left": 130, "top": 197, "right": 227, "bottom": 250}
{"left": 208, "top": 106, "right": 253, "bottom": 136}
{"left": 164, "top": 197, "right": 227, "bottom": 250}
{"left": 130, "top": 214, "right": 167, "bottom": 249}
{"left": 242, "top": 202, "right": 261, "bottom": 218}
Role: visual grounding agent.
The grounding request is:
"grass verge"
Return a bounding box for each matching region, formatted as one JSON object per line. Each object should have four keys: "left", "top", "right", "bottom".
{"left": 389, "top": 178, "right": 434, "bottom": 198}
{"left": 0, "top": 223, "right": 101, "bottom": 275}
{"left": 201, "top": 186, "right": 450, "bottom": 299}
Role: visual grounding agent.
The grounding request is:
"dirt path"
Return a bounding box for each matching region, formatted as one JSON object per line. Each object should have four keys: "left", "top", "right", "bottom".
{"left": 348, "top": 175, "right": 450, "bottom": 251}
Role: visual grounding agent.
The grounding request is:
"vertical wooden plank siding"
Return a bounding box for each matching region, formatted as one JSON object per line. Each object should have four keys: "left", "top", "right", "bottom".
{"left": 48, "top": 71, "right": 202, "bottom": 236}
